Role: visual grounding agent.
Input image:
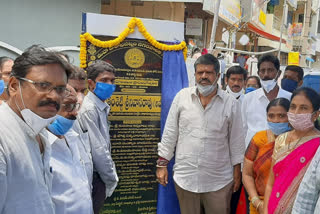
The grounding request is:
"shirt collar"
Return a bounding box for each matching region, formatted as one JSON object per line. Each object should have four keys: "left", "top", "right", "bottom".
{"left": 256, "top": 86, "right": 283, "bottom": 100}
{"left": 46, "top": 129, "right": 59, "bottom": 145}
{"left": 256, "top": 88, "right": 265, "bottom": 98}
{"left": 191, "top": 86, "right": 224, "bottom": 100}
{"left": 86, "top": 91, "right": 109, "bottom": 111}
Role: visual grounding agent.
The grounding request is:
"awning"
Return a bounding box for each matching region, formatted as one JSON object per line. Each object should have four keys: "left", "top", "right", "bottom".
{"left": 258, "top": 37, "right": 291, "bottom": 53}
{"left": 248, "top": 23, "right": 286, "bottom": 44}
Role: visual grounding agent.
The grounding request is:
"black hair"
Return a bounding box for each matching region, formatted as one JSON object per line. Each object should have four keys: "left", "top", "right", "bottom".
{"left": 285, "top": 65, "right": 304, "bottom": 81}
{"left": 69, "top": 65, "right": 87, "bottom": 81}
{"left": 266, "top": 98, "right": 290, "bottom": 113}
{"left": 0, "top": 57, "right": 13, "bottom": 70}
{"left": 258, "top": 54, "right": 280, "bottom": 71}
{"left": 192, "top": 47, "right": 201, "bottom": 56}
{"left": 194, "top": 54, "right": 220, "bottom": 73}
{"left": 291, "top": 87, "right": 320, "bottom": 130}
{"left": 56, "top": 52, "right": 71, "bottom": 63}
{"left": 246, "top": 76, "right": 261, "bottom": 88}
{"left": 226, "top": 65, "right": 247, "bottom": 80}
{"left": 86, "top": 60, "right": 115, "bottom": 81}
{"left": 11, "top": 45, "right": 72, "bottom": 79}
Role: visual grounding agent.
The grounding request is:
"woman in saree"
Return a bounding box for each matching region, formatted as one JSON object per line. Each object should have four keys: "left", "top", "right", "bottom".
{"left": 243, "top": 98, "right": 291, "bottom": 214}
{"left": 264, "top": 87, "right": 320, "bottom": 214}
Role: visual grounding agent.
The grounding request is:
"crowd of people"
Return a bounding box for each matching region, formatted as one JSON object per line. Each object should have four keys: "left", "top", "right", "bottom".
{"left": 0, "top": 44, "right": 319, "bottom": 214}
{"left": 0, "top": 46, "right": 117, "bottom": 214}
{"left": 156, "top": 53, "right": 320, "bottom": 214}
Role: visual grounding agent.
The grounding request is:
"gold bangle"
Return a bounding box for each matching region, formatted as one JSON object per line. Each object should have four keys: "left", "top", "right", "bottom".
{"left": 256, "top": 201, "right": 262, "bottom": 210}
{"left": 251, "top": 196, "right": 260, "bottom": 206}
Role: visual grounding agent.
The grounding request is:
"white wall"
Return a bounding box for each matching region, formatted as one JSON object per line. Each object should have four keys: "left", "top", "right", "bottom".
{"left": 0, "top": 0, "right": 101, "bottom": 65}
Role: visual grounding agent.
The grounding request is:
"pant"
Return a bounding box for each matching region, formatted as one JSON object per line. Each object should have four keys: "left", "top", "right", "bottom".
{"left": 230, "top": 182, "right": 243, "bottom": 214}
{"left": 174, "top": 181, "right": 234, "bottom": 214}
{"left": 92, "top": 172, "right": 106, "bottom": 214}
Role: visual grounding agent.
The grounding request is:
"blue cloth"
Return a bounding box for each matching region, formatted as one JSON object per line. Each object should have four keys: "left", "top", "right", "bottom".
{"left": 269, "top": 0, "right": 279, "bottom": 5}
{"left": 157, "top": 50, "right": 188, "bottom": 214}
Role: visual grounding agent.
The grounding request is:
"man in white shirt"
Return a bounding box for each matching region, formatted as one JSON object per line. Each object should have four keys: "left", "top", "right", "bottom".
{"left": 225, "top": 65, "right": 247, "bottom": 102}
{"left": 48, "top": 85, "right": 92, "bottom": 214}
{"left": 241, "top": 54, "right": 292, "bottom": 147}
{"left": 156, "top": 54, "right": 245, "bottom": 214}
{"left": 0, "top": 46, "right": 72, "bottom": 213}
{"left": 246, "top": 55, "right": 258, "bottom": 75}
{"left": 77, "top": 60, "right": 118, "bottom": 214}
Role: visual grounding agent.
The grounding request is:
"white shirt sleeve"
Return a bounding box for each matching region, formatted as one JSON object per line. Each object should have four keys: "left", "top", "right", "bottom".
{"left": 0, "top": 144, "right": 7, "bottom": 212}
{"left": 241, "top": 95, "right": 248, "bottom": 141}
{"left": 158, "top": 92, "right": 181, "bottom": 161}
{"left": 229, "top": 100, "right": 245, "bottom": 166}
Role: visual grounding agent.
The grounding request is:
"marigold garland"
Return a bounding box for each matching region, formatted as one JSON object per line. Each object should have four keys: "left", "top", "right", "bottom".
{"left": 79, "top": 17, "right": 187, "bottom": 68}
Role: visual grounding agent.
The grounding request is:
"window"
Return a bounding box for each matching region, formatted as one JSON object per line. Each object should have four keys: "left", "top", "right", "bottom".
{"left": 298, "top": 14, "right": 304, "bottom": 23}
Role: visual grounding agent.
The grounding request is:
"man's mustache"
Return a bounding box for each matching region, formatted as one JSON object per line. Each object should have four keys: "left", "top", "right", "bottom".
{"left": 38, "top": 100, "right": 60, "bottom": 111}
{"left": 232, "top": 85, "right": 240, "bottom": 89}
{"left": 199, "top": 78, "right": 212, "bottom": 84}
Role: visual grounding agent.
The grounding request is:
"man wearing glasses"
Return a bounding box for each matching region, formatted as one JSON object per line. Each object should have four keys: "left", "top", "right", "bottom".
{"left": 47, "top": 84, "right": 92, "bottom": 214}
{"left": 0, "top": 56, "right": 14, "bottom": 102}
{"left": 0, "top": 46, "right": 72, "bottom": 213}
{"left": 77, "top": 60, "right": 118, "bottom": 214}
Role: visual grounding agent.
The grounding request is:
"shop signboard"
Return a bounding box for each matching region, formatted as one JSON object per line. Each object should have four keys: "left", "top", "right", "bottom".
{"left": 203, "top": 0, "right": 241, "bottom": 27}
{"left": 219, "top": 0, "right": 241, "bottom": 27}
{"left": 288, "top": 52, "right": 300, "bottom": 65}
{"left": 251, "top": 0, "right": 266, "bottom": 29}
{"left": 186, "top": 18, "right": 203, "bottom": 36}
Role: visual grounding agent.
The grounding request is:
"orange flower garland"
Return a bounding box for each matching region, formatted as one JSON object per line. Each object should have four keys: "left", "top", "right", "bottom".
{"left": 80, "top": 17, "right": 187, "bottom": 68}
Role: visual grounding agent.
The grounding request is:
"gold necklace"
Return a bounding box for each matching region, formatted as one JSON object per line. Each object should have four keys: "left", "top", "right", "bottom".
{"left": 288, "top": 129, "right": 314, "bottom": 151}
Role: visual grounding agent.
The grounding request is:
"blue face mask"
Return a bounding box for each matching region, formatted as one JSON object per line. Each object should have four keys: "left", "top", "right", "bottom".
{"left": 93, "top": 82, "right": 116, "bottom": 101}
{"left": 0, "top": 80, "right": 4, "bottom": 96}
{"left": 268, "top": 122, "right": 291, "bottom": 136}
{"left": 48, "top": 115, "right": 75, "bottom": 136}
{"left": 245, "top": 87, "right": 256, "bottom": 94}
{"left": 281, "top": 78, "right": 298, "bottom": 93}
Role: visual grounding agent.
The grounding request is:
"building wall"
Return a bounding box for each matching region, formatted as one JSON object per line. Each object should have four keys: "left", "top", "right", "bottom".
{"left": 0, "top": 0, "right": 101, "bottom": 65}
{"left": 101, "top": 0, "right": 185, "bottom": 22}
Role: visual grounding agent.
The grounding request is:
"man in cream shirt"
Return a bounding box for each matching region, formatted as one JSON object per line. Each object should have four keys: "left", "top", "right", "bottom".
{"left": 241, "top": 54, "right": 291, "bottom": 147}
{"left": 156, "top": 54, "right": 245, "bottom": 214}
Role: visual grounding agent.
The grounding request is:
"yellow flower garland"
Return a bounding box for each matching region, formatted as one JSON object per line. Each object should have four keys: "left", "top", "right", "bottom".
{"left": 80, "top": 17, "right": 187, "bottom": 68}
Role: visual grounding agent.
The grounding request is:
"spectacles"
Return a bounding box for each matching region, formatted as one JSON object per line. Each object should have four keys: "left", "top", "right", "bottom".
{"left": 61, "top": 103, "right": 80, "bottom": 112}
{"left": 17, "top": 77, "right": 69, "bottom": 97}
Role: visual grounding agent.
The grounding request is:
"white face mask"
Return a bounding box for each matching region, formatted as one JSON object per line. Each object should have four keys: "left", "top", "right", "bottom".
{"left": 16, "top": 81, "right": 57, "bottom": 135}
{"left": 260, "top": 70, "right": 279, "bottom": 93}
{"left": 260, "top": 79, "right": 277, "bottom": 93}
{"left": 197, "top": 76, "right": 219, "bottom": 97}
{"left": 226, "top": 85, "right": 243, "bottom": 99}
{"left": 197, "top": 84, "right": 216, "bottom": 96}
{"left": 21, "top": 109, "right": 57, "bottom": 135}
